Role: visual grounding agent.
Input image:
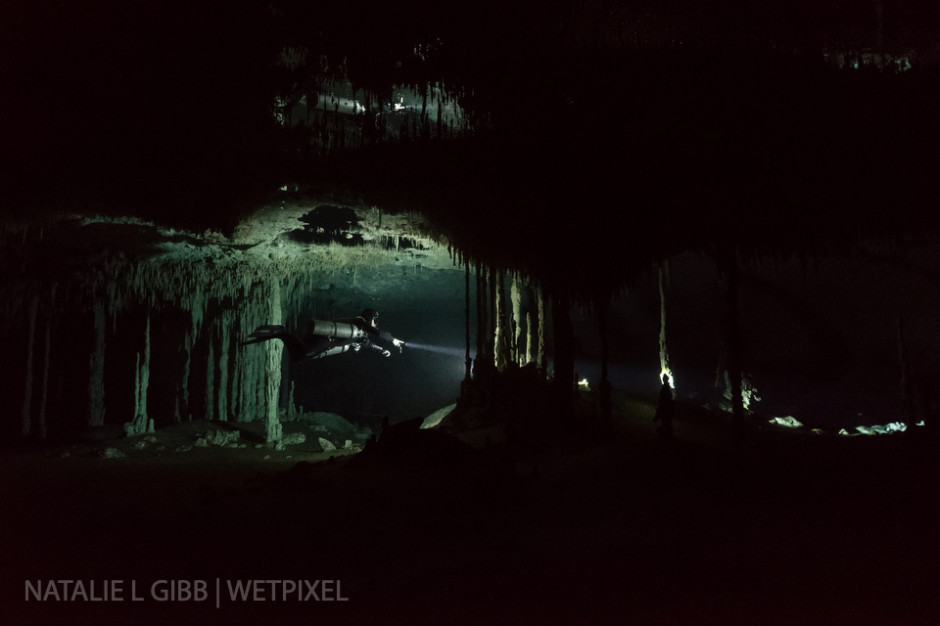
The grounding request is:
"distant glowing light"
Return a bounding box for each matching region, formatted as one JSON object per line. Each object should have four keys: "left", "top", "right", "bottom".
{"left": 769, "top": 415, "right": 803, "bottom": 429}
{"left": 856, "top": 422, "right": 907, "bottom": 435}
{"left": 659, "top": 368, "right": 675, "bottom": 390}
{"left": 741, "top": 376, "right": 759, "bottom": 411}
{"left": 578, "top": 378, "right": 590, "bottom": 390}
{"left": 839, "top": 421, "right": 921, "bottom": 436}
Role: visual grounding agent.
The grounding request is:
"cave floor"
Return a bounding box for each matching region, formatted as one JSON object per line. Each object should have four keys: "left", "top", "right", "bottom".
{"left": 2, "top": 391, "right": 939, "bottom": 625}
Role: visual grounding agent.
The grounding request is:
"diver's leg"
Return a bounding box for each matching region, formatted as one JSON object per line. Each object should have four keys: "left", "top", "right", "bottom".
{"left": 246, "top": 325, "right": 288, "bottom": 339}
{"left": 302, "top": 335, "right": 334, "bottom": 360}
{"left": 243, "top": 326, "right": 307, "bottom": 362}
{"left": 279, "top": 335, "right": 309, "bottom": 362}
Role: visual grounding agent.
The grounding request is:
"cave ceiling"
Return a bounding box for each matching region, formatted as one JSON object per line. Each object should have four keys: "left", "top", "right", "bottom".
{"left": 2, "top": 201, "right": 455, "bottom": 298}
{"left": 3, "top": 0, "right": 940, "bottom": 295}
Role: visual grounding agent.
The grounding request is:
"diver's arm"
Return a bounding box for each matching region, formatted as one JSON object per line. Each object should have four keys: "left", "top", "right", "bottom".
{"left": 363, "top": 340, "right": 391, "bottom": 357}
{"left": 378, "top": 330, "right": 405, "bottom": 352}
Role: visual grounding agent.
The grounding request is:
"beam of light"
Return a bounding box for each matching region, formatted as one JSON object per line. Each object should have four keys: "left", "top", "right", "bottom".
{"left": 404, "top": 342, "right": 466, "bottom": 358}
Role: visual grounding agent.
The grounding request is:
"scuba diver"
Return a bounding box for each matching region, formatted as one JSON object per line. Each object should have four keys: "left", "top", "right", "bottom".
{"left": 244, "top": 309, "right": 405, "bottom": 362}
{"left": 653, "top": 372, "right": 675, "bottom": 440}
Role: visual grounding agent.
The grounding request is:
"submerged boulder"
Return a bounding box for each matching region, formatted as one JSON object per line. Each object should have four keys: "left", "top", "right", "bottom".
{"left": 281, "top": 432, "right": 306, "bottom": 446}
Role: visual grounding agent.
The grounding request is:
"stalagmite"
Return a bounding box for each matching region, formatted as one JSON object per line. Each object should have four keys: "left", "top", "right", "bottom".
{"left": 265, "top": 279, "right": 284, "bottom": 443}
{"left": 88, "top": 301, "right": 106, "bottom": 426}
{"left": 21, "top": 295, "right": 39, "bottom": 437}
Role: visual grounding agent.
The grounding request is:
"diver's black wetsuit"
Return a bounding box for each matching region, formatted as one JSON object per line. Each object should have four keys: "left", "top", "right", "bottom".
{"left": 244, "top": 313, "right": 401, "bottom": 362}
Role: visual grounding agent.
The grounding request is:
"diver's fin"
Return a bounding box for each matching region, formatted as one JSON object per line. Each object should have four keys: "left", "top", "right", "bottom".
{"left": 242, "top": 327, "right": 307, "bottom": 363}
{"left": 242, "top": 325, "right": 288, "bottom": 346}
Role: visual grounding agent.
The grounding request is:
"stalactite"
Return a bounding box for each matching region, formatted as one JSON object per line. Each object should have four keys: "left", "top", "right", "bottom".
{"left": 597, "top": 299, "right": 612, "bottom": 427}
{"left": 38, "top": 314, "right": 51, "bottom": 439}
{"left": 176, "top": 329, "right": 193, "bottom": 423}
{"left": 236, "top": 292, "right": 260, "bottom": 424}
{"left": 721, "top": 250, "right": 745, "bottom": 447}
{"left": 526, "top": 311, "right": 535, "bottom": 366}
{"left": 476, "top": 261, "right": 486, "bottom": 364}
{"left": 238, "top": 336, "right": 253, "bottom": 422}
{"left": 218, "top": 328, "right": 230, "bottom": 421}
{"left": 21, "top": 295, "right": 38, "bottom": 437}
{"left": 249, "top": 280, "right": 270, "bottom": 423}
{"left": 551, "top": 292, "right": 575, "bottom": 414}
{"left": 205, "top": 337, "right": 215, "bottom": 421}
{"left": 437, "top": 100, "right": 444, "bottom": 139}
{"left": 510, "top": 274, "right": 524, "bottom": 366}
{"left": 658, "top": 263, "right": 673, "bottom": 389}
{"left": 494, "top": 269, "right": 510, "bottom": 371}
{"left": 234, "top": 343, "right": 245, "bottom": 421}
{"left": 537, "top": 283, "right": 548, "bottom": 375}
{"left": 288, "top": 380, "right": 297, "bottom": 420}
{"left": 265, "top": 278, "right": 284, "bottom": 443}
{"left": 140, "top": 313, "right": 153, "bottom": 432}
{"left": 464, "top": 260, "right": 472, "bottom": 382}
{"left": 125, "top": 313, "right": 153, "bottom": 436}
{"left": 898, "top": 315, "right": 916, "bottom": 427}
{"left": 488, "top": 265, "right": 497, "bottom": 361}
